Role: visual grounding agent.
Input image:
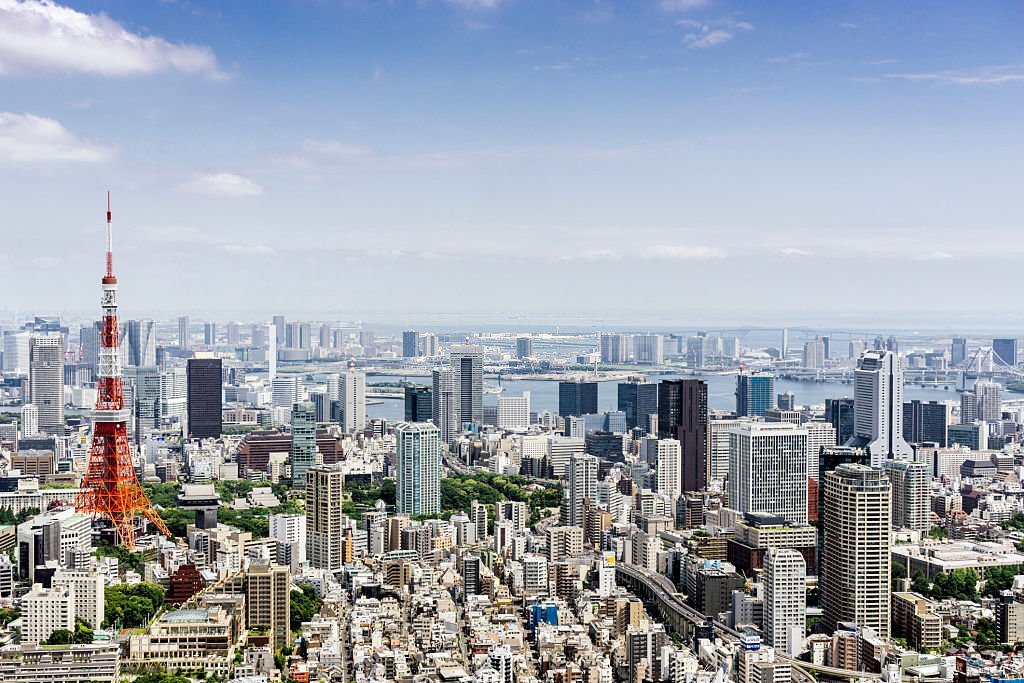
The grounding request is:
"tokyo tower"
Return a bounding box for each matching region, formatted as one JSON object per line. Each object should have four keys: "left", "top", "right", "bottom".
{"left": 74, "top": 193, "right": 171, "bottom": 548}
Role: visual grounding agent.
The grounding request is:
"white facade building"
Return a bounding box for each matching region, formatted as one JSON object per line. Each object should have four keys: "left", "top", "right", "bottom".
{"left": 847, "top": 350, "right": 914, "bottom": 465}
{"left": 763, "top": 548, "right": 806, "bottom": 656}
{"left": 728, "top": 422, "right": 809, "bottom": 525}
{"left": 497, "top": 392, "right": 530, "bottom": 430}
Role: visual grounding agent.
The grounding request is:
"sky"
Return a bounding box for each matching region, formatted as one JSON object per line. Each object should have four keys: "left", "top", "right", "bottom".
{"left": 1, "top": 0, "right": 1022, "bottom": 327}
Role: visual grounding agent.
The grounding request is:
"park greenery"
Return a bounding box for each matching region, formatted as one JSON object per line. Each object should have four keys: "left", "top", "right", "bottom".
{"left": 103, "top": 582, "right": 164, "bottom": 628}
{"left": 141, "top": 480, "right": 302, "bottom": 540}
{"left": 345, "top": 472, "right": 562, "bottom": 526}
{"left": 290, "top": 583, "right": 323, "bottom": 632}
{"left": 43, "top": 618, "right": 94, "bottom": 645}
{"left": 0, "top": 608, "right": 19, "bottom": 625}
{"left": 0, "top": 507, "right": 40, "bottom": 526}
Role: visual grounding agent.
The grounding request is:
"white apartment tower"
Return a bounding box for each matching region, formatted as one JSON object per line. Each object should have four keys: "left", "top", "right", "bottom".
{"left": 395, "top": 421, "right": 441, "bottom": 516}
{"left": 23, "top": 583, "right": 75, "bottom": 644}
{"left": 847, "top": 350, "right": 914, "bottom": 465}
{"left": 565, "top": 452, "right": 598, "bottom": 527}
{"left": 763, "top": 548, "right": 806, "bottom": 656}
{"left": 728, "top": 422, "right": 809, "bottom": 525}
{"left": 339, "top": 370, "right": 366, "bottom": 432}
{"left": 432, "top": 367, "right": 458, "bottom": 443}
{"left": 882, "top": 459, "right": 930, "bottom": 532}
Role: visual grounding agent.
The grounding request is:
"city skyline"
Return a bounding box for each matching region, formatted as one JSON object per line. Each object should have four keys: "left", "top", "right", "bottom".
{"left": 1, "top": 1, "right": 1022, "bottom": 321}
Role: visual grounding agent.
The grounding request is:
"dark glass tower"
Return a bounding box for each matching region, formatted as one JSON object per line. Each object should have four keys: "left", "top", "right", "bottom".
{"left": 657, "top": 379, "right": 708, "bottom": 492}
{"left": 618, "top": 378, "right": 658, "bottom": 432}
{"left": 559, "top": 380, "right": 598, "bottom": 417}
{"left": 404, "top": 385, "right": 433, "bottom": 422}
{"left": 187, "top": 358, "right": 223, "bottom": 438}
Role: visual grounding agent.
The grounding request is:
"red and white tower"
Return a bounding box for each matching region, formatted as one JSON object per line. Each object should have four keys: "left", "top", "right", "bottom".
{"left": 74, "top": 193, "right": 171, "bottom": 548}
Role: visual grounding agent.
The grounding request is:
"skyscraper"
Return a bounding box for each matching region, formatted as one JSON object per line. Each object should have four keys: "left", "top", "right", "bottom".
{"left": 802, "top": 338, "right": 825, "bottom": 369}
{"left": 975, "top": 381, "right": 1003, "bottom": 423}
{"left": 395, "top": 422, "right": 441, "bottom": 516}
{"left": 559, "top": 379, "right": 598, "bottom": 418}
{"left": 618, "top": 377, "right": 658, "bottom": 433}
{"left": 764, "top": 548, "right": 806, "bottom": 655}
{"left": 599, "top": 333, "right": 628, "bottom": 364}
{"left": 203, "top": 322, "right": 217, "bottom": 346}
{"left": 29, "top": 336, "right": 64, "bottom": 435}
{"left": 651, "top": 438, "right": 682, "bottom": 500}
{"left": 728, "top": 422, "right": 808, "bottom": 525}
{"left": 186, "top": 357, "right": 222, "bottom": 439}
{"left": 338, "top": 371, "right": 366, "bottom": 432}
{"left": 822, "top": 464, "right": 891, "bottom": 639}
{"left": 451, "top": 345, "right": 483, "bottom": 425}
{"left": 290, "top": 401, "right": 317, "bottom": 488}
{"left": 226, "top": 322, "right": 240, "bottom": 345}
{"left": 306, "top": 465, "right": 345, "bottom": 571}
{"left": 736, "top": 372, "right": 775, "bottom": 417}
{"left": 633, "top": 334, "right": 664, "bottom": 365}
{"left": 882, "top": 460, "right": 929, "bottom": 532}
{"left": 124, "top": 320, "right": 156, "bottom": 366}
{"left": 846, "top": 350, "right": 913, "bottom": 465}
{"left": 497, "top": 392, "right": 530, "bottom": 429}
{"left": 516, "top": 337, "right": 533, "bottom": 359}
{"left": 402, "top": 331, "right": 418, "bottom": 357}
{"left": 951, "top": 337, "right": 967, "bottom": 366}
{"left": 177, "top": 315, "right": 189, "bottom": 349}
{"left": 657, "top": 379, "right": 708, "bottom": 492}
{"left": 902, "top": 400, "right": 952, "bottom": 447}
{"left": 432, "top": 367, "right": 458, "bottom": 443}
{"left": 565, "top": 452, "right": 598, "bottom": 527}
{"left": 404, "top": 386, "right": 432, "bottom": 422}
{"left": 825, "top": 397, "right": 855, "bottom": 446}
{"left": 993, "top": 338, "right": 1018, "bottom": 367}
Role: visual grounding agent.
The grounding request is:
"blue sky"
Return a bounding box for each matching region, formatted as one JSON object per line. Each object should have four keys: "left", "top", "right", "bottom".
{"left": 1, "top": 0, "right": 1022, "bottom": 326}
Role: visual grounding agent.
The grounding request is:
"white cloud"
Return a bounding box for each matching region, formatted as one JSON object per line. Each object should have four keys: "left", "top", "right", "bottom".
{"left": 914, "top": 250, "right": 954, "bottom": 261}
{"left": 0, "top": 112, "right": 115, "bottom": 162}
{"left": 0, "top": 0, "right": 225, "bottom": 78}
{"left": 222, "top": 244, "right": 274, "bottom": 256}
{"left": 179, "top": 172, "right": 264, "bottom": 198}
{"left": 767, "top": 52, "right": 810, "bottom": 64}
{"left": 659, "top": 0, "right": 710, "bottom": 10}
{"left": 682, "top": 18, "right": 753, "bottom": 49}
{"left": 778, "top": 247, "right": 813, "bottom": 257}
{"left": 560, "top": 249, "right": 622, "bottom": 262}
{"left": 884, "top": 65, "right": 1024, "bottom": 86}
{"left": 640, "top": 245, "right": 726, "bottom": 260}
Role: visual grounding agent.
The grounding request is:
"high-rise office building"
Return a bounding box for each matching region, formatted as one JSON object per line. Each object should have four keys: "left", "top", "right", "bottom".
{"left": 404, "top": 386, "right": 433, "bottom": 422}
{"left": 186, "top": 357, "right": 222, "bottom": 439}
{"left": 338, "top": 371, "right": 366, "bottom": 432}
{"left": 177, "top": 315, "right": 189, "bottom": 349}
{"left": 124, "top": 320, "right": 156, "bottom": 366}
{"left": 124, "top": 365, "right": 161, "bottom": 444}
{"left": 764, "top": 548, "right": 806, "bottom": 655}
{"left": 290, "top": 401, "right": 318, "bottom": 488}
{"left": 993, "top": 338, "right": 1018, "bottom": 367}
{"left": 160, "top": 367, "right": 187, "bottom": 429}
{"left": 686, "top": 336, "right": 706, "bottom": 369}
{"left": 728, "top": 422, "right": 808, "bottom": 525}
{"left": 418, "top": 332, "right": 438, "bottom": 357}
{"left": 565, "top": 452, "right": 598, "bottom": 527}
{"left": 825, "top": 397, "right": 854, "bottom": 446}
{"left": 846, "top": 350, "right": 913, "bottom": 465}
{"left": 975, "top": 381, "right": 1003, "bottom": 423}
{"left": 402, "top": 331, "right": 418, "bottom": 357}
{"left": 432, "top": 367, "right": 458, "bottom": 443}
{"left": 266, "top": 323, "right": 277, "bottom": 380}
{"left": 736, "top": 372, "right": 775, "bottom": 417}
{"left": 29, "top": 336, "right": 64, "bottom": 435}
{"left": 633, "top": 334, "right": 664, "bottom": 365}
{"left": 451, "top": 345, "right": 483, "bottom": 425}
{"left": 395, "top": 422, "right": 441, "bottom": 516}
{"left": 226, "top": 322, "right": 240, "bottom": 345}
{"left": 902, "top": 400, "right": 952, "bottom": 447}
{"left": 273, "top": 316, "right": 286, "bottom": 348}
{"left": 951, "top": 337, "right": 968, "bottom": 366}
{"left": 600, "top": 333, "right": 628, "bottom": 364}
{"left": 272, "top": 375, "right": 301, "bottom": 410}
{"left": 657, "top": 379, "right": 708, "bottom": 492}
{"left": 516, "top": 337, "right": 533, "bottom": 359}
{"left": 777, "top": 391, "right": 796, "bottom": 411}
{"left": 618, "top": 377, "right": 658, "bottom": 433}
{"left": 3, "top": 330, "right": 31, "bottom": 374}
{"left": 882, "top": 460, "right": 929, "bottom": 532}
{"left": 497, "top": 392, "right": 530, "bottom": 429}
{"left": 306, "top": 465, "right": 345, "bottom": 571}
{"left": 822, "top": 464, "right": 891, "bottom": 639}
{"left": 804, "top": 421, "right": 837, "bottom": 481}
{"left": 802, "top": 338, "right": 825, "bottom": 369}
{"left": 960, "top": 390, "right": 977, "bottom": 425}
{"left": 201, "top": 321, "right": 216, "bottom": 347}
{"left": 559, "top": 379, "right": 598, "bottom": 418}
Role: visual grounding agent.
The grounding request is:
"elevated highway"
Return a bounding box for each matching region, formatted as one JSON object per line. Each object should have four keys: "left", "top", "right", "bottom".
{"left": 616, "top": 563, "right": 883, "bottom": 682}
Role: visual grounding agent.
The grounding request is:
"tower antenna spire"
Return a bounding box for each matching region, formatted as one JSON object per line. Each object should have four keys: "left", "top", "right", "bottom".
{"left": 106, "top": 191, "right": 113, "bottom": 278}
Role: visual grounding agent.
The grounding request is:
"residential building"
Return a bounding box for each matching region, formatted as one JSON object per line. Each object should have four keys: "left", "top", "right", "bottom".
{"left": 882, "top": 460, "right": 929, "bottom": 532}
{"left": 395, "top": 421, "right": 441, "bottom": 515}
{"left": 764, "top": 548, "right": 806, "bottom": 655}
{"left": 306, "top": 465, "right": 345, "bottom": 572}
{"left": 290, "top": 401, "right": 317, "bottom": 488}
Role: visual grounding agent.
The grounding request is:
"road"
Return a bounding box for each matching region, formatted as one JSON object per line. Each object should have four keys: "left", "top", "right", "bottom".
{"left": 616, "top": 563, "right": 884, "bottom": 683}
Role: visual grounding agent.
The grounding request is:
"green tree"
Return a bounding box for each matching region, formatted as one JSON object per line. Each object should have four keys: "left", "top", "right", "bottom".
{"left": 912, "top": 569, "right": 930, "bottom": 595}
{"left": 104, "top": 582, "right": 165, "bottom": 628}
{"left": 73, "top": 618, "right": 94, "bottom": 644}
{"left": 290, "top": 583, "right": 322, "bottom": 631}
{"left": 0, "top": 608, "right": 20, "bottom": 625}
{"left": 44, "top": 629, "right": 73, "bottom": 645}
